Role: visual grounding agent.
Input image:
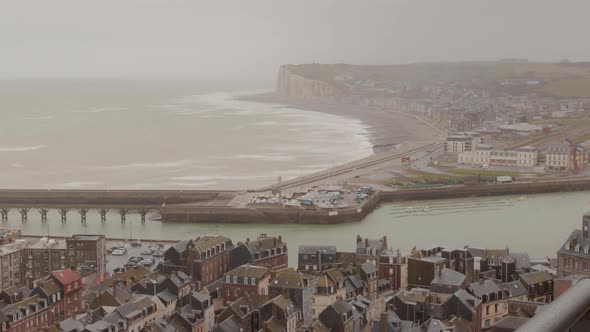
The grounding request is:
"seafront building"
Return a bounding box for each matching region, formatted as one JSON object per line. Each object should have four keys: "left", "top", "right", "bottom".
{"left": 444, "top": 132, "right": 482, "bottom": 153}
{"left": 459, "top": 145, "right": 538, "bottom": 168}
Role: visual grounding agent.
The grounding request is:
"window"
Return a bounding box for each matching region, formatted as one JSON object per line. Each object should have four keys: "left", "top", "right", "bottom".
{"left": 244, "top": 277, "right": 249, "bottom": 285}
{"left": 251, "top": 278, "right": 256, "bottom": 286}
{"left": 226, "top": 289, "right": 230, "bottom": 296}
{"left": 234, "top": 289, "right": 238, "bottom": 296}
{"left": 585, "top": 246, "right": 589, "bottom": 254}
{"left": 233, "top": 276, "right": 237, "bottom": 284}
{"left": 566, "top": 242, "right": 571, "bottom": 250}
{"left": 575, "top": 244, "right": 581, "bottom": 252}
{"left": 225, "top": 276, "right": 230, "bottom": 283}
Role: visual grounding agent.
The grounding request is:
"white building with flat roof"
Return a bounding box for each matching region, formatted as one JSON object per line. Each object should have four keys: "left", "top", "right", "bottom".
{"left": 459, "top": 145, "right": 537, "bottom": 168}
{"left": 444, "top": 132, "right": 482, "bottom": 153}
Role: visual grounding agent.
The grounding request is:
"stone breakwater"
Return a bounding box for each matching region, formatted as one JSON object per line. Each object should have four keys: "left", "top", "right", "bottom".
{"left": 162, "top": 178, "right": 590, "bottom": 224}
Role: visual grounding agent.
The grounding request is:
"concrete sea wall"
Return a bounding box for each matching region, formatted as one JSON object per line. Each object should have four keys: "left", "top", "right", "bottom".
{"left": 162, "top": 179, "right": 590, "bottom": 224}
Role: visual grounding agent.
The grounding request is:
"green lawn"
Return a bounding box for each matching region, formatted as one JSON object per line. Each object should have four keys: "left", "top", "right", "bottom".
{"left": 446, "top": 169, "right": 522, "bottom": 177}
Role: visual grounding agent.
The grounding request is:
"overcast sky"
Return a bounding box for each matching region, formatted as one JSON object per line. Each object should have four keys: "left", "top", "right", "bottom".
{"left": 1, "top": 0, "right": 589, "bottom": 79}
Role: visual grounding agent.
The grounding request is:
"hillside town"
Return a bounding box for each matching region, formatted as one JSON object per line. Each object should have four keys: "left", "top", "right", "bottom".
{"left": 0, "top": 213, "right": 589, "bottom": 332}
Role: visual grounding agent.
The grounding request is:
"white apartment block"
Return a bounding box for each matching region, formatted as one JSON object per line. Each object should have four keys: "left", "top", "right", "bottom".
{"left": 459, "top": 145, "right": 537, "bottom": 168}
{"left": 444, "top": 132, "right": 482, "bottom": 153}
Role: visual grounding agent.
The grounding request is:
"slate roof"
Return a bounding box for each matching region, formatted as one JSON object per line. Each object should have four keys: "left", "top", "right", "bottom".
{"left": 156, "top": 290, "right": 177, "bottom": 304}
{"left": 224, "top": 264, "right": 269, "bottom": 279}
{"left": 453, "top": 289, "right": 481, "bottom": 312}
{"left": 519, "top": 271, "right": 553, "bottom": 286}
{"left": 194, "top": 236, "right": 232, "bottom": 253}
{"left": 270, "top": 272, "right": 306, "bottom": 289}
{"left": 330, "top": 300, "right": 353, "bottom": 315}
{"left": 247, "top": 236, "right": 286, "bottom": 255}
{"left": 500, "top": 280, "right": 528, "bottom": 298}
{"left": 469, "top": 279, "right": 501, "bottom": 297}
{"left": 59, "top": 318, "right": 84, "bottom": 332}
{"left": 558, "top": 228, "right": 590, "bottom": 259}
{"left": 36, "top": 279, "right": 61, "bottom": 296}
{"left": 213, "top": 316, "right": 241, "bottom": 332}
{"left": 490, "top": 316, "right": 530, "bottom": 331}
{"left": 361, "top": 261, "right": 377, "bottom": 275}
{"left": 299, "top": 245, "right": 337, "bottom": 255}
{"left": 510, "top": 252, "right": 531, "bottom": 270}
{"left": 431, "top": 268, "right": 465, "bottom": 287}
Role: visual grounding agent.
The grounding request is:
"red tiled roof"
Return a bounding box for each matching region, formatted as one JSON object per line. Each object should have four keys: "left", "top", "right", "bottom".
{"left": 52, "top": 269, "right": 81, "bottom": 286}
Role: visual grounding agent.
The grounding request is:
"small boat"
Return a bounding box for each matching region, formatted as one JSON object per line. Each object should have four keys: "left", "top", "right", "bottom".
{"left": 518, "top": 195, "right": 527, "bottom": 201}
{"left": 422, "top": 206, "right": 431, "bottom": 212}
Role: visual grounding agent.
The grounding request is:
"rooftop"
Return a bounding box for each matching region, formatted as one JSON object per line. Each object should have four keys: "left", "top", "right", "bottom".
{"left": 69, "top": 234, "right": 104, "bottom": 241}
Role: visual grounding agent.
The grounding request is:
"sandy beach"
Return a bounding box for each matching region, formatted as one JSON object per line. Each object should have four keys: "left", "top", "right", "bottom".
{"left": 242, "top": 92, "right": 441, "bottom": 155}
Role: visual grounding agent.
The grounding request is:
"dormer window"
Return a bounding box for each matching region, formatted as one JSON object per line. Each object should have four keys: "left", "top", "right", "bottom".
{"left": 233, "top": 276, "right": 237, "bottom": 284}
{"left": 566, "top": 242, "right": 571, "bottom": 250}
{"left": 251, "top": 278, "right": 256, "bottom": 286}
{"left": 575, "top": 244, "right": 581, "bottom": 252}
{"left": 225, "top": 276, "right": 230, "bottom": 283}
{"left": 585, "top": 246, "right": 589, "bottom": 254}
{"left": 244, "top": 277, "right": 249, "bottom": 285}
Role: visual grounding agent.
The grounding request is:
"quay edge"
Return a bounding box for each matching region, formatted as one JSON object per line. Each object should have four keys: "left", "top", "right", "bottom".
{"left": 161, "top": 178, "right": 590, "bottom": 224}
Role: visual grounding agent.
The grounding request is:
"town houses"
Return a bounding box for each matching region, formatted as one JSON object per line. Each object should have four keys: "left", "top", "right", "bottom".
{"left": 1, "top": 218, "right": 590, "bottom": 331}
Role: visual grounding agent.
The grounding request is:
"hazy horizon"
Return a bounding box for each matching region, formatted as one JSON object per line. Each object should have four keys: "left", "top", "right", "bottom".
{"left": 2, "top": 0, "right": 590, "bottom": 80}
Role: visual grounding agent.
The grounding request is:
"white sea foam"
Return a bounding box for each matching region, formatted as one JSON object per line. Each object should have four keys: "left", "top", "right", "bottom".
{"left": 94, "top": 160, "right": 197, "bottom": 170}
{"left": 164, "top": 182, "right": 219, "bottom": 187}
{"left": 218, "top": 154, "right": 295, "bottom": 162}
{"left": 0, "top": 145, "right": 48, "bottom": 152}
{"left": 168, "top": 174, "right": 269, "bottom": 182}
{"left": 23, "top": 115, "right": 56, "bottom": 121}
{"left": 72, "top": 106, "right": 127, "bottom": 113}
{"left": 54, "top": 181, "right": 101, "bottom": 188}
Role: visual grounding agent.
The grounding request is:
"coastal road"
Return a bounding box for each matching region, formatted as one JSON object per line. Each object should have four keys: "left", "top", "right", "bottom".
{"left": 256, "top": 141, "right": 442, "bottom": 192}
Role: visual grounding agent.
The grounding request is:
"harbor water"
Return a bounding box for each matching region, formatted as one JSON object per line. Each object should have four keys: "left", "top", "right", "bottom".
{"left": 3, "top": 191, "right": 588, "bottom": 264}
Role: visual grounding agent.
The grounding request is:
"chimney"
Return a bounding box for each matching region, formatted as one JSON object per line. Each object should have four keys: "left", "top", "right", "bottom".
{"left": 246, "top": 237, "right": 250, "bottom": 245}
{"left": 396, "top": 249, "right": 401, "bottom": 263}
{"left": 365, "top": 238, "right": 369, "bottom": 247}
{"left": 479, "top": 278, "right": 485, "bottom": 285}
{"left": 278, "top": 235, "right": 282, "bottom": 243}
{"left": 273, "top": 238, "right": 277, "bottom": 247}
{"left": 357, "top": 234, "right": 362, "bottom": 244}
{"left": 380, "top": 311, "right": 388, "bottom": 332}
{"left": 584, "top": 214, "right": 590, "bottom": 240}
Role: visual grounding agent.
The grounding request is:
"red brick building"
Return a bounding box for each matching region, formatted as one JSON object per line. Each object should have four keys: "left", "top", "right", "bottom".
{"left": 378, "top": 249, "right": 408, "bottom": 291}
{"left": 222, "top": 264, "right": 271, "bottom": 305}
{"left": 246, "top": 235, "right": 288, "bottom": 270}
{"left": 0, "top": 269, "right": 83, "bottom": 332}
{"left": 51, "top": 269, "right": 84, "bottom": 318}
{"left": 192, "top": 236, "right": 233, "bottom": 287}
{"left": 31, "top": 269, "right": 84, "bottom": 324}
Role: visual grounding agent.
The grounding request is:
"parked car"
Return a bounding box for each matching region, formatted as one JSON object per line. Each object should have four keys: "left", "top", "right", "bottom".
{"left": 114, "top": 243, "right": 124, "bottom": 248}
{"left": 106, "top": 248, "right": 114, "bottom": 254}
{"left": 113, "top": 267, "right": 125, "bottom": 274}
{"left": 140, "top": 259, "right": 153, "bottom": 266}
{"left": 128, "top": 257, "right": 142, "bottom": 264}
{"left": 152, "top": 251, "right": 164, "bottom": 257}
{"left": 124, "top": 262, "right": 137, "bottom": 268}
{"left": 112, "top": 249, "right": 125, "bottom": 256}
{"left": 130, "top": 241, "right": 142, "bottom": 247}
{"left": 140, "top": 249, "right": 154, "bottom": 255}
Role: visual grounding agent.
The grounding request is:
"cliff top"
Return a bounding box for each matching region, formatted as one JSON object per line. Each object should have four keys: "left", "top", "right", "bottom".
{"left": 281, "top": 62, "right": 590, "bottom": 97}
